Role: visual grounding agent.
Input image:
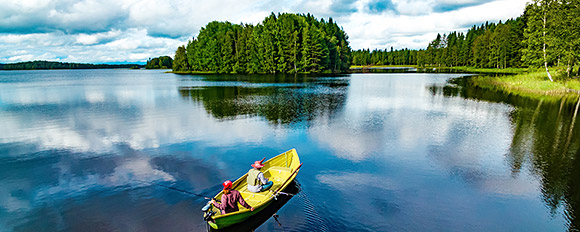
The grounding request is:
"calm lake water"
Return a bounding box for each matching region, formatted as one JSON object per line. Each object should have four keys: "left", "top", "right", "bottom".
{"left": 0, "top": 69, "right": 579, "bottom": 232}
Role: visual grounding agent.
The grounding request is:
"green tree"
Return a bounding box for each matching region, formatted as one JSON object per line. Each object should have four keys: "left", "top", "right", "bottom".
{"left": 159, "top": 56, "right": 173, "bottom": 69}
{"left": 523, "top": 0, "right": 557, "bottom": 81}
{"left": 145, "top": 58, "right": 159, "bottom": 69}
{"left": 173, "top": 46, "right": 188, "bottom": 71}
{"left": 557, "top": 0, "right": 580, "bottom": 77}
{"left": 174, "top": 13, "right": 351, "bottom": 74}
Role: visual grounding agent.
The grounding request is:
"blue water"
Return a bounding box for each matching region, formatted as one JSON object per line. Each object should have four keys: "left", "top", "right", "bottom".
{"left": 0, "top": 69, "right": 578, "bottom": 231}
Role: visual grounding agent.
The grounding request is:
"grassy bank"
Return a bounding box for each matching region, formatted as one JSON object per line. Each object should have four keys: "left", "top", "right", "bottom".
{"left": 349, "top": 65, "right": 580, "bottom": 100}
{"left": 350, "top": 65, "right": 418, "bottom": 69}
{"left": 167, "top": 70, "right": 217, "bottom": 74}
{"left": 349, "top": 65, "right": 524, "bottom": 74}
{"left": 470, "top": 71, "right": 580, "bottom": 100}
{"left": 440, "top": 66, "right": 526, "bottom": 74}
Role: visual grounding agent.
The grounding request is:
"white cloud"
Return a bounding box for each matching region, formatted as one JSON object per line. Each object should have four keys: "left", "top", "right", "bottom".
{"left": 75, "top": 34, "right": 99, "bottom": 45}
{"left": 0, "top": 0, "right": 530, "bottom": 62}
{"left": 0, "top": 28, "right": 183, "bottom": 63}
{"left": 392, "top": 0, "right": 434, "bottom": 15}
{"left": 343, "top": 0, "right": 528, "bottom": 49}
{"left": 75, "top": 30, "right": 121, "bottom": 45}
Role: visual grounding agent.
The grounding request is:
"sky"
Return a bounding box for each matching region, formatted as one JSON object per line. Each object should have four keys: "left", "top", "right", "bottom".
{"left": 0, "top": 0, "right": 530, "bottom": 64}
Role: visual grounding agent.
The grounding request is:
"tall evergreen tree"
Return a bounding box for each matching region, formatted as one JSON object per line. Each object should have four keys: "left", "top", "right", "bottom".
{"left": 173, "top": 46, "right": 188, "bottom": 71}
{"left": 174, "top": 13, "right": 351, "bottom": 74}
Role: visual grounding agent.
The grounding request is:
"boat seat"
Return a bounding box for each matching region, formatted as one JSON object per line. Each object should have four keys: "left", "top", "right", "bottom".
{"left": 265, "top": 166, "right": 292, "bottom": 181}
{"left": 268, "top": 166, "right": 292, "bottom": 173}
{"left": 240, "top": 191, "right": 270, "bottom": 205}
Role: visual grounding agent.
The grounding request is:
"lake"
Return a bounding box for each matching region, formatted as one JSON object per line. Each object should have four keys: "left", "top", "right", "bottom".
{"left": 0, "top": 69, "right": 578, "bottom": 231}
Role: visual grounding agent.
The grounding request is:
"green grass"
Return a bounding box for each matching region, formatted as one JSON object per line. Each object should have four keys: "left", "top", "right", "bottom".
{"left": 350, "top": 65, "right": 417, "bottom": 68}
{"left": 349, "top": 65, "right": 579, "bottom": 100}
{"left": 470, "top": 71, "right": 580, "bottom": 100}
{"left": 166, "top": 70, "right": 217, "bottom": 74}
{"left": 349, "top": 65, "right": 524, "bottom": 74}
{"left": 442, "top": 66, "right": 526, "bottom": 74}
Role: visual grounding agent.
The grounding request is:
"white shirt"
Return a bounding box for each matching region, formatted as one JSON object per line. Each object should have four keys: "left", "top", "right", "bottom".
{"left": 247, "top": 172, "right": 268, "bottom": 193}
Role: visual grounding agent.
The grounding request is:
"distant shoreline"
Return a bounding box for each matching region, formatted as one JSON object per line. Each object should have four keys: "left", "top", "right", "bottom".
{"left": 0, "top": 60, "right": 144, "bottom": 70}
{"left": 5, "top": 63, "right": 578, "bottom": 100}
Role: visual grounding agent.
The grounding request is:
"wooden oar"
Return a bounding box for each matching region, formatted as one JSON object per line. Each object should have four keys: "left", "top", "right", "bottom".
{"left": 272, "top": 163, "right": 303, "bottom": 196}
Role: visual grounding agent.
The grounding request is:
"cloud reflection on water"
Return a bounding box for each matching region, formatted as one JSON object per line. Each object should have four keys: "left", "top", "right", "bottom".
{"left": 310, "top": 74, "right": 513, "bottom": 162}
{"left": 308, "top": 74, "right": 542, "bottom": 200}
{"left": 1, "top": 71, "right": 577, "bottom": 231}
{"left": 0, "top": 143, "right": 225, "bottom": 232}
{"left": 0, "top": 96, "right": 278, "bottom": 155}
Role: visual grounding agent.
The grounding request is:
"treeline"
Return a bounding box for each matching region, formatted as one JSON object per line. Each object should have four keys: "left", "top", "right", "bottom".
{"left": 352, "top": 48, "right": 418, "bottom": 66}
{"left": 0, "top": 61, "right": 142, "bottom": 70}
{"left": 352, "top": 19, "right": 525, "bottom": 69}
{"left": 352, "top": 0, "right": 580, "bottom": 79}
{"left": 417, "top": 18, "right": 525, "bottom": 69}
{"left": 173, "top": 13, "right": 352, "bottom": 74}
{"left": 521, "top": 0, "right": 580, "bottom": 79}
{"left": 145, "top": 56, "right": 172, "bottom": 69}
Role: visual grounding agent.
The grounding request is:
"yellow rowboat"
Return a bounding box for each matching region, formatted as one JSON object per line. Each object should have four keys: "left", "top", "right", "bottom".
{"left": 204, "top": 149, "right": 302, "bottom": 230}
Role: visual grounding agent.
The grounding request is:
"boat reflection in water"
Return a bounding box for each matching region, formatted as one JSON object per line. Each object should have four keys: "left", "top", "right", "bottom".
{"left": 207, "top": 180, "right": 301, "bottom": 232}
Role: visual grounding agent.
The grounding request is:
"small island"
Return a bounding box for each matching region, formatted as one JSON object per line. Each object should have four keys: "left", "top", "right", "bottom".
{"left": 171, "top": 13, "right": 351, "bottom": 74}
{"left": 145, "top": 56, "right": 173, "bottom": 69}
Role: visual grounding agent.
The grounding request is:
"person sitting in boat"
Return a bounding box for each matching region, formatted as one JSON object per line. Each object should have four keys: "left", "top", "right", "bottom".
{"left": 247, "top": 158, "right": 274, "bottom": 193}
{"left": 211, "top": 180, "right": 254, "bottom": 214}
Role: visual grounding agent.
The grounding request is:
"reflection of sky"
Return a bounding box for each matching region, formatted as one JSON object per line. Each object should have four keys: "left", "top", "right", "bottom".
{"left": 0, "top": 70, "right": 568, "bottom": 231}
{"left": 310, "top": 74, "right": 515, "bottom": 165}
{"left": 0, "top": 70, "right": 290, "bottom": 231}
{"left": 0, "top": 71, "right": 284, "bottom": 154}
{"left": 306, "top": 74, "right": 564, "bottom": 231}
{"left": 311, "top": 74, "right": 536, "bottom": 195}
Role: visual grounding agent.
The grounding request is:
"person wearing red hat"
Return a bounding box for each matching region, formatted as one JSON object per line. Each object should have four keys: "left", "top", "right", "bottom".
{"left": 247, "top": 158, "right": 273, "bottom": 193}
{"left": 211, "top": 180, "right": 254, "bottom": 214}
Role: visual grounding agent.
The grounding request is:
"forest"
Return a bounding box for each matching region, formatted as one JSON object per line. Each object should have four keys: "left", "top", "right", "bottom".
{"left": 352, "top": 48, "right": 418, "bottom": 66}
{"left": 0, "top": 61, "right": 142, "bottom": 70}
{"left": 351, "top": 0, "right": 580, "bottom": 79}
{"left": 172, "top": 13, "right": 351, "bottom": 74}
{"left": 145, "top": 56, "right": 173, "bottom": 69}
{"left": 351, "top": 18, "right": 525, "bottom": 69}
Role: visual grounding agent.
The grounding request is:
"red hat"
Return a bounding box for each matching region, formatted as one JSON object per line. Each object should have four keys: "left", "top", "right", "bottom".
{"left": 251, "top": 158, "right": 265, "bottom": 169}
{"left": 222, "top": 180, "right": 233, "bottom": 190}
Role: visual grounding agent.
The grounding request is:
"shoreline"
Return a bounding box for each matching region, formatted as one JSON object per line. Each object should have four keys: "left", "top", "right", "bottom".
{"left": 467, "top": 71, "right": 580, "bottom": 101}
{"left": 350, "top": 65, "right": 580, "bottom": 100}
{"left": 170, "top": 66, "right": 580, "bottom": 101}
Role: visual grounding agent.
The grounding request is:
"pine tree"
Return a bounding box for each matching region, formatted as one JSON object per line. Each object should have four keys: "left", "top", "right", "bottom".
{"left": 186, "top": 39, "right": 198, "bottom": 71}
{"left": 174, "top": 13, "right": 351, "bottom": 74}
{"left": 173, "top": 46, "right": 188, "bottom": 71}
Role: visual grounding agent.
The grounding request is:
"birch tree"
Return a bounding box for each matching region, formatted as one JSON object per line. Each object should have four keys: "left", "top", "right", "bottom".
{"left": 523, "top": 0, "right": 556, "bottom": 81}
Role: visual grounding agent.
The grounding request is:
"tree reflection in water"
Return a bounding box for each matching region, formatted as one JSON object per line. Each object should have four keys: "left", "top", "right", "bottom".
{"left": 429, "top": 77, "right": 580, "bottom": 231}
{"left": 178, "top": 75, "right": 349, "bottom": 126}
